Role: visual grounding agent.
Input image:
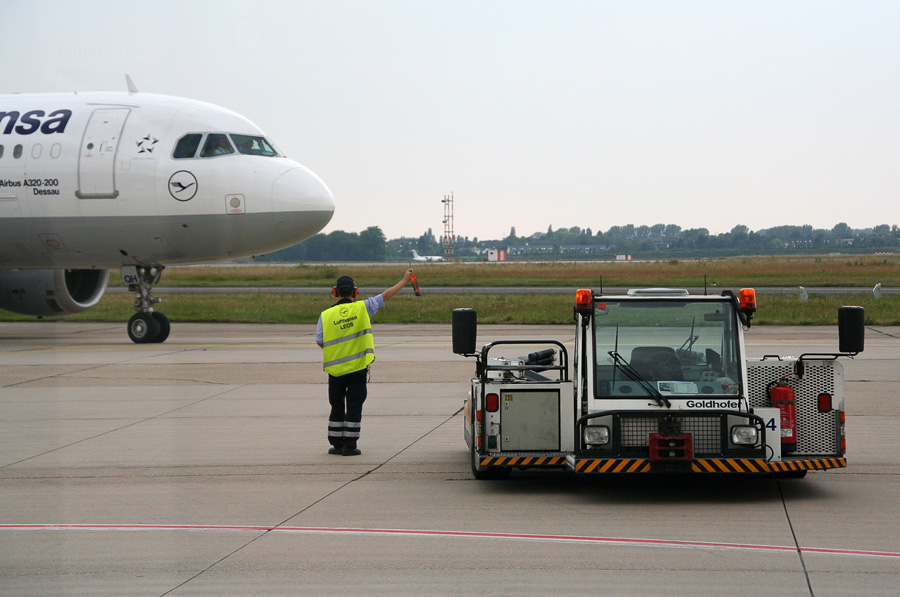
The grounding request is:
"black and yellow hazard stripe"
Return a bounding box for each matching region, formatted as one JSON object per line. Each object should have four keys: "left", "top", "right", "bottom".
{"left": 763, "top": 457, "right": 847, "bottom": 473}
{"left": 691, "top": 457, "right": 847, "bottom": 473}
{"left": 572, "top": 458, "right": 652, "bottom": 473}
{"left": 478, "top": 456, "right": 566, "bottom": 467}
{"left": 692, "top": 458, "right": 767, "bottom": 473}
{"left": 566, "top": 456, "right": 847, "bottom": 474}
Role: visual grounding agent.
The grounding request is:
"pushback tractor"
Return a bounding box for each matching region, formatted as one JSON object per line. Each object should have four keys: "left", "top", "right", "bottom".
{"left": 453, "top": 289, "right": 864, "bottom": 480}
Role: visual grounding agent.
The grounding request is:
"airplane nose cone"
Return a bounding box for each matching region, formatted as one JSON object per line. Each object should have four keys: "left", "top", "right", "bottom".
{"left": 271, "top": 165, "right": 335, "bottom": 244}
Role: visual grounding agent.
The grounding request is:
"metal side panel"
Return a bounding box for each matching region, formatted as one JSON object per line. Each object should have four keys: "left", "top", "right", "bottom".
{"left": 747, "top": 358, "right": 843, "bottom": 455}
{"left": 500, "top": 388, "right": 561, "bottom": 451}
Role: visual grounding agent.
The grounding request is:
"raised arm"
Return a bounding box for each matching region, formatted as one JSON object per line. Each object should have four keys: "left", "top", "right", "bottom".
{"left": 381, "top": 268, "right": 414, "bottom": 302}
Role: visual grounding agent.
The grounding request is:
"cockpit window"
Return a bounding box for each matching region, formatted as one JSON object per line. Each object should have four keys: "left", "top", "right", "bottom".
{"left": 230, "top": 134, "right": 279, "bottom": 156}
{"left": 173, "top": 134, "right": 202, "bottom": 159}
{"left": 201, "top": 134, "right": 234, "bottom": 157}
{"left": 174, "top": 133, "right": 277, "bottom": 159}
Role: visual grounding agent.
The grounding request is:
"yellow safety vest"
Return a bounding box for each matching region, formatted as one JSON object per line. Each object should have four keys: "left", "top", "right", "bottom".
{"left": 321, "top": 301, "right": 375, "bottom": 376}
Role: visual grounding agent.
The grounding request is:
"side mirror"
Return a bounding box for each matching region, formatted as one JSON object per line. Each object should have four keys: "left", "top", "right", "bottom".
{"left": 838, "top": 306, "right": 865, "bottom": 354}
{"left": 452, "top": 308, "right": 477, "bottom": 355}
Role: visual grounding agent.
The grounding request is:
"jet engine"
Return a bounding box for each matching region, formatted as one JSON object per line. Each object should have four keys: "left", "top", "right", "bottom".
{"left": 0, "top": 269, "right": 109, "bottom": 317}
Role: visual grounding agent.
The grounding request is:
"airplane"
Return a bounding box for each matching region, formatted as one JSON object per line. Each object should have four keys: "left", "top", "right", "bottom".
{"left": 411, "top": 250, "right": 443, "bottom": 262}
{"left": 0, "top": 76, "right": 334, "bottom": 343}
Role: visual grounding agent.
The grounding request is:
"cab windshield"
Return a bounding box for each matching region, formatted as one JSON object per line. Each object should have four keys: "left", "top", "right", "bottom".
{"left": 594, "top": 298, "right": 741, "bottom": 398}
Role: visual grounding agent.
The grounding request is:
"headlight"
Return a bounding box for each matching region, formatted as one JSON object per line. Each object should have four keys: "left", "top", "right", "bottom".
{"left": 584, "top": 425, "right": 610, "bottom": 445}
{"left": 731, "top": 425, "right": 758, "bottom": 445}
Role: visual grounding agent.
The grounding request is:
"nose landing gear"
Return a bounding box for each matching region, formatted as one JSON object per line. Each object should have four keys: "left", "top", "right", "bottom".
{"left": 121, "top": 265, "right": 170, "bottom": 343}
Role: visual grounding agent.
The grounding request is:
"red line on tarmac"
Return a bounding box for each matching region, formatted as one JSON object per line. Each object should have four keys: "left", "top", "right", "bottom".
{"left": 2, "top": 524, "right": 898, "bottom": 560}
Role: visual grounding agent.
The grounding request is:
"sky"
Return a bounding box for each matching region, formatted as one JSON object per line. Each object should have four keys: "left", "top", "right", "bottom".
{"left": 4, "top": 1, "right": 898, "bottom": 241}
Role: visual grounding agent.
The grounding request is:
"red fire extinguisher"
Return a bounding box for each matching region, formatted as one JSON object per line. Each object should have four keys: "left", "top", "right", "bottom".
{"left": 769, "top": 379, "right": 797, "bottom": 453}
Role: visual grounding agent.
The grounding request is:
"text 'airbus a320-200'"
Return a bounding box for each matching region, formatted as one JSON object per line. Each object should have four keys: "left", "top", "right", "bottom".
{"left": 0, "top": 76, "right": 334, "bottom": 343}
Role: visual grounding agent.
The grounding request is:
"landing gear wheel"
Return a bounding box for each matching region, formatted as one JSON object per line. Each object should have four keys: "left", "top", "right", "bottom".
{"left": 128, "top": 312, "right": 160, "bottom": 344}
{"left": 471, "top": 435, "right": 511, "bottom": 480}
{"left": 150, "top": 312, "right": 171, "bottom": 343}
{"left": 121, "top": 264, "right": 168, "bottom": 344}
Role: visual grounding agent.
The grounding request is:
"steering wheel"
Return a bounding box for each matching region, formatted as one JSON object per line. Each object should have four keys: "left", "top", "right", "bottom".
{"left": 651, "top": 351, "right": 682, "bottom": 380}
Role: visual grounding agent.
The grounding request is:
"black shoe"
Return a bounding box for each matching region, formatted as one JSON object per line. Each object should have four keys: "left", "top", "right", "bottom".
{"left": 328, "top": 447, "right": 341, "bottom": 455}
{"left": 342, "top": 446, "right": 361, "bottom": 456}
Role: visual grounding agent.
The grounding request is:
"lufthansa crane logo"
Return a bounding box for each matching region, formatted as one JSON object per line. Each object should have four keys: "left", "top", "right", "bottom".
{"left": 168, "top": 170, "right": 198, "bottom": 201}
{"left": 339, "top": 307, "right": 350, "bottom": 317}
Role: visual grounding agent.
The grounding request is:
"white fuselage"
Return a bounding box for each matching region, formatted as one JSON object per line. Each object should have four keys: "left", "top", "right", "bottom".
{"left": 0, "top": 91, "right": 334, "bottom": 268}
{"left": 412, "top": 250, "right": 442, "bottom": 262}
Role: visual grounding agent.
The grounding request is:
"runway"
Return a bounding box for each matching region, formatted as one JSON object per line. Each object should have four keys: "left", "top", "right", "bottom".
{"left": 1, "top": 322, "right": 899, "bottom": 595}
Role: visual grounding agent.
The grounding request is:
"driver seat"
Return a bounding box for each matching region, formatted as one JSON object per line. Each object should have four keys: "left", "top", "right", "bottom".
{"left": 630, "top": 346, "right": 684, "bottom": 381}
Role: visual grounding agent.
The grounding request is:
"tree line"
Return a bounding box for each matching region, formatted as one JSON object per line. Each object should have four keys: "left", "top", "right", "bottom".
{"left": 256, "top": 223, "right": 900, "bottom": 262}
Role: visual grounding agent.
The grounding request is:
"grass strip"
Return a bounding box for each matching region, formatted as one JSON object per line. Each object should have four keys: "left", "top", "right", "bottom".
{"left": 1, "top": 293, "right": 897, "bottom": 326}
{"left": 144, "top": 256, "right": 900, "bottom": 288}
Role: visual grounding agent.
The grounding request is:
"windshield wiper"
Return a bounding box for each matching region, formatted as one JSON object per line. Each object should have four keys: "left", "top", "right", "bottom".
{"left": 608, "top": 351, "right": 670, "bottom": 408}
{"left": 679, "top": 317, "right": 698, "bottom": 352}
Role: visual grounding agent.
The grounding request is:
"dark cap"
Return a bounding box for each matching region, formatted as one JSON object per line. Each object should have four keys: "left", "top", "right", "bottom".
{"left": 334, "top": 276, "right": 358, "bottom": 297}
{"left": 335, "top": 276, "right": 356, "bottom": 289}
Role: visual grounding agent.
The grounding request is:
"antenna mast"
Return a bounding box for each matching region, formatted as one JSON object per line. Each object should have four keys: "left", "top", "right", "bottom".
{"left": 442, "top": 192, "right": 455, "bottom": 261}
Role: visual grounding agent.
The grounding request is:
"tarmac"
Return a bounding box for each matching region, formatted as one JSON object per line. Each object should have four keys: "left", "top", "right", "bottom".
{"left": 1, "top": 321, "right": 899, "bottom": 596}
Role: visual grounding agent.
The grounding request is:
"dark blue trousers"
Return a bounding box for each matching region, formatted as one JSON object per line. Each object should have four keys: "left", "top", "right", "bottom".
{"left": 327, "top": 368, "right": 368, "bottom": 449}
